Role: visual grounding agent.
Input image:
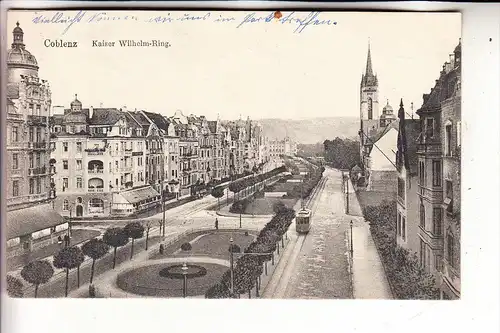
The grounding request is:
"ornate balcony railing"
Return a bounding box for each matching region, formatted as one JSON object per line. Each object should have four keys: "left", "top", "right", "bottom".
{"left": 27, "top": 115, "right": 47, "bottom": 126}
{"left": 88, "top": 169, "right": 104, "bottom": 174}
{"left": 28, "top": 166, "right": 47, "bottom": 176}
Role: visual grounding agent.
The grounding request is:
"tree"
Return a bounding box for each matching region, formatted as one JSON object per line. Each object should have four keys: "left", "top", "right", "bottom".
{"left": 144, "top": 220, "right": 153, "bottom": 250}
{"left": 20, "top": 260, "right": 54, "bottom": 298}
{"left": 82, "top": 238, "right": 110, "bottom": 284}
{"left": 53, "top": 246, "right": 85, "bottom": 297}
{"left": 103, "top": 227, "right": 130, "bottom": 268}
{"left": 124, "top": 222, "right": 145, "bottom": 259}
{"left": 7, "top": 275, "right": 24, "bottom": 298}
{"left": 211, "top": 186, "right": 225, "bottom": 210}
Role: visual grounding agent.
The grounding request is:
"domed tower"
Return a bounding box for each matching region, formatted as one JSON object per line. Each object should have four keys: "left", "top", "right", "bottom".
{"left": 7, "top": 22, "right": 39, "bottom": 83}
{"left": 71, "top": 94, "right": 83, "bottom": 112}
{"left": 380, "top": 100, "right": 397, "bottom": 127}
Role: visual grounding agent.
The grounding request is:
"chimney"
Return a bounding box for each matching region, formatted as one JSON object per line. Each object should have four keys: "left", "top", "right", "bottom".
{"left": 122, "top": 106, "right": 127, "bottom": 112}
{"left": 100, "top": 102, "right": 103, "bottom": 108}
{"left": 449, "top": 53, "right": 455, "bottom": 68}
{"left": 89, "top": 106, "right": 94, "bottom": 119}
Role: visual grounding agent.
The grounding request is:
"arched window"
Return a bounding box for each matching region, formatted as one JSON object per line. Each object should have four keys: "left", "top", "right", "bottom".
{"left": 76, "top": 197, "right": 83, "bottom": 204}
{"left": 367, "top": 97, "right": 373, "bottom": 120}
{"left": 63, "top": 199, "right": 69, "bottom": 211}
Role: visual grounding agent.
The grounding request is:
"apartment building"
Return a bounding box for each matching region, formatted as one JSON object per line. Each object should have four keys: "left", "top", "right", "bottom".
{"left": 416, "top": 40, "right": 461, "bottom": 299}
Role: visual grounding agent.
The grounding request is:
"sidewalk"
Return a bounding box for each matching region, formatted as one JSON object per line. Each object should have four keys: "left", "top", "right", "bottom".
{"left": 7, "top": 228, "right": 101, "bottom": 272}
{"left": 345, "top": 178, "right": 363, "bottom": 217}
{"left": 348, "top": 218, "right": 393, "bottom": 299}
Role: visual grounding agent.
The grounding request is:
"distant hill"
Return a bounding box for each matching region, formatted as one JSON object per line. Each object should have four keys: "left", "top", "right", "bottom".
{"left": 258, "top": 117, "right": 359, "bottom": 144}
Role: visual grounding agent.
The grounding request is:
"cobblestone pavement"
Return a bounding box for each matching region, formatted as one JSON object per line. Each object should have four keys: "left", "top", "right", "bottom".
{"left": 280, "top": 168, "right": 354, "bottom": 299}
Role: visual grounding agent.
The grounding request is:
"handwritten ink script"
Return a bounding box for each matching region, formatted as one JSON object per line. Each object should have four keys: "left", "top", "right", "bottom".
{"left": 31, "top": 11, "right": 337, "bottom": 35}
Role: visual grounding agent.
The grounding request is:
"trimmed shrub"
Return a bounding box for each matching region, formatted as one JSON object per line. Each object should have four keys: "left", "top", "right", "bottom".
{"left": 181, "top": 242, "right": 192, "bottom": 251}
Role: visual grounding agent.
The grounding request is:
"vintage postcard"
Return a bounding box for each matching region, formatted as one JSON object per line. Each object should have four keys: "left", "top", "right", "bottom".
{"left": 3, "top": 9, "right": 461, "bottom": 300}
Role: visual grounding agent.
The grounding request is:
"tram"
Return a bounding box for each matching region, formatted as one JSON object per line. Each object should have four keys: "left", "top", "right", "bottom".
{"left": 296, "top": 207, "right": 311, "bottom": 234}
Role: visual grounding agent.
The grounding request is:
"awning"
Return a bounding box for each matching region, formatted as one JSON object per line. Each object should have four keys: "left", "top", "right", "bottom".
{"left": 120, "top": 186, "right": 160, "bottom": 204}
{"left": 6, "top": 203, "right": 66, "bottom": 240}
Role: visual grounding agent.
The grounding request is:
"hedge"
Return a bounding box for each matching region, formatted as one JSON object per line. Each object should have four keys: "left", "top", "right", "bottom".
{"left": 205, "top": 207, "right": 296, "bottom": 298}
{"left": 363, "top": 200, "right": 440, "bottom": 300}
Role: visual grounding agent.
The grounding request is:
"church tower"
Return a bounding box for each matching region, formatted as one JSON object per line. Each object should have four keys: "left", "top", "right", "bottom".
{"left": 360, "top": 42, "right": 379, "bottom": 122}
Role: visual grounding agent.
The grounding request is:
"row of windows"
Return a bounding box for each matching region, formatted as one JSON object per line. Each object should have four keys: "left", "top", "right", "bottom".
{"left": 11, "top": 178, "right": 44, "bottom": 197}
{"left": 10, "top": 126, "right": 46, "bottom": 143}
{"left": 11, "top": 152, "right": 46, "bottom": 170}
{"left": 419, "top": 204, "right": 443, "bottom": 236}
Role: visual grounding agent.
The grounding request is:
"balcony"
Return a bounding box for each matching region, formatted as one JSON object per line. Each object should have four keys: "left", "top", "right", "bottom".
{"left": 27, "top": 115, "right": 47, "bottom": 126}
{"left": 88, "top": 187, "right": 104, "bottom": 192}
{"left": 88, "top": 168, "right": 104, "bottom": 174}
{"left": 7, "top": 112, "right": 23, "bottom": 121}
{"left": 124, "top": 148, "right": 133, "bottom": 155}
{"left": 28, "top": 142, "right": 48, "bottom": 150}
{"left": 417, "top": 185, "right": 443, "bottom": 203}
{"left": 120, "top": 166, "right": 133, "bottom": 172}
{"left": 28, "top": 166, "right": 47, "bottom": 176}
{"left": 85, "top": 148, "right": 106, "bottom": 155}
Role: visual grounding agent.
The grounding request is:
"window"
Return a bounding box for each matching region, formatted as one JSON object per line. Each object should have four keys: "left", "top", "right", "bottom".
{"left": 397, "top": 177, "right": 405, "bottom": 202}
{"left": 12, "top": 180, "right": 19, "bottom": 197}
{"left": 432, "top": 160, "right": 442, "bottom": 186}
{"left": 29, "top": 104, "right": 34, "bottom": 115}
{"left": 419, "top": 202, "right": 426, "bottom": 229}
{"left": 76, "top": 142, "right": 82, "bottom": 153}
{"left": 397, "top": 213, "right": 401, "bottom": 236}
{"left": 171, "top": 155, "right": 175, "bottom": 162}
{"left": 433, "top": 207, "right": 443, "bottom": 236}
{"left": 36, "top": 178, "right": 41, "bottom": 193}
{"left": 172, "top": 170, "right": 175, "bottom": 177}
{"left": 63, "top": 160, "right": 68, "bottom": 170}
{"left": 76, "top": 160, "right": 82, "bottom": 170}
{"left": 76, "top": 177, "right": 82, "bottom": 188}
{"left": 62, "top": 178, "right": 68, "bottom": 191}
{"left": 63, "top": 142, "right": 68, "bottom": 152}
{"left": 367, "top": 97, "right": 373, "bottom": 120}
{"left": 445, "top": 124, "right": 452, "bottom": 156}
{"left": 12, "top": 153, "right": 19, "bottom": 169}
{"left": 36, "top": 128, "right": 41, "bottom": 142}
{"left": 419, "top": 161, "right": 425, "bottom": 186}
{"left": 36, "top": 105, "right": 41, "bottom": 115}
{"left": 29, "top": 179, "right": 35, "bottom": 194}
{"left": 402, "top": 217, "right": 406, "bottom": 240}
{"left": 29, "top": 153, "right": 34, "bottom": 168}
{"left": 29, "top": 128, "right": 34, "bottom": 142}
{"left": 446, "top": 233, "right": 455, "bottom": 268}
{"left": 435, "top": 255, "right": 443, "bottom": 271}
{"left": 445, "top": 180, "right": 454, "bottom": 213}
{"left": 420, "top": 239, "right": 426, "bottom": 268}
{"left": 11, "top": 126, "right": 19, "bottom": 143}
{"left": 425, "top": 118, "right": 434, "bottom": 138}
{"left": 63, "top": 199, "right": 69, "bottom": 211}
{"left": 456, "top": 121, "right": 462, "bottom": 147}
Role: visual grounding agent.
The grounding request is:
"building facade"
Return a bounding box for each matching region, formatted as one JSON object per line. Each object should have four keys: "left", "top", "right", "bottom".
{"left": 6, "top": 22, "right": 66, "bottom": 256}
{"left": 395, "top": 101, "right": 421, "bottom": 255}
{"left": 416, "top": 41, "right": 461, "bottom": 299}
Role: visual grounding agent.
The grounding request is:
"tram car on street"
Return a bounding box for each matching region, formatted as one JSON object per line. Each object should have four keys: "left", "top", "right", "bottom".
{"left": 295, "top": 208, "right": 311, "bottom": 234}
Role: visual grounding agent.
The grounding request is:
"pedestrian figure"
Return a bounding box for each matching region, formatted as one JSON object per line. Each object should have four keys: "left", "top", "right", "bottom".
{"left": 215, "top": 218, "right": 219, "bottom": 230}
{"left": 57, "top": 235, "right": 63, "bottom": 246}
{"left": 64, "top": 234, "right": 70, "bottom": 248}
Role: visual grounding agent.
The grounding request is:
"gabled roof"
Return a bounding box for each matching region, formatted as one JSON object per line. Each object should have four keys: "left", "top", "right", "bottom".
{"left": 143, "top": 111, "right": 170, "bottom": 132}
{"left": 89, "top": 108, "right": 123, "bottom": 125}
{"left": 373, "top": 119, "right": 399, "bottom": 144}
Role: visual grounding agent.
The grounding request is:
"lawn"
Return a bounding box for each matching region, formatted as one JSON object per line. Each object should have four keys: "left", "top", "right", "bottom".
{"left": 116, "top": 262, "right": 228, "bottom": 297}
{"left": 151, "top": 230, "right": 257, "bottom": 260}
{"left": 243, "top": 198, "right": 297, "bottom": 215}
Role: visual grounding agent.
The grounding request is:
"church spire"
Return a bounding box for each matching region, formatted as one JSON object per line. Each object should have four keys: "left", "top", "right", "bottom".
{"left": 365, "top": 41, "right": 373, "bottom": 76}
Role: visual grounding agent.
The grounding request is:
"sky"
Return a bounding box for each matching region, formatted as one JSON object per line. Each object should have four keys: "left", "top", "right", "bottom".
{"left": 7, "top": 10, "right": 461, "bottom": 121}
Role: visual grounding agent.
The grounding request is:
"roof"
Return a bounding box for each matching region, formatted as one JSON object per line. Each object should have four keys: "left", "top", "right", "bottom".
{"left": 352, "top": 165, "right": 362, "bottom": 172}
{"left": 120, "top": 186, "right": 160, "bottom": 204}
{"left": 208, "top": 120, "right": 217, "bottom": 134}
{"left": 373, "top": 119, "right": 399, "bottom": 144}
{"left": 89, "top": 108, "right": 123, "bottom": 125}
{"left": 143, "top": 111, "right": 170, "bottom": 132}
{"left": 404, "top": 119, "right": 421, "bottom": 173}
{"left": 6, "top": 204, "right": 66, "bottom": 239}
{"left": 50, "top": 114, "right": 64, "bottom": 126}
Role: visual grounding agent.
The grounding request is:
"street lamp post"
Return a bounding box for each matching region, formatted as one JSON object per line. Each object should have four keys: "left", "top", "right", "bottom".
{"left": 229, "top": 237, "right": 234, "bottom": 297}
{"left": 181, "top": 262, "right": 188, "bottom": 298}
{"left": 350, "top": 220, "right": 354, "bottom": 256}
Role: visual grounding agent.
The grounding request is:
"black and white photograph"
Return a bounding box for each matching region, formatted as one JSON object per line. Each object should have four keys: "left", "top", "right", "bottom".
{"left": 3, "top": 8, "right": 463, "bottom": 302}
